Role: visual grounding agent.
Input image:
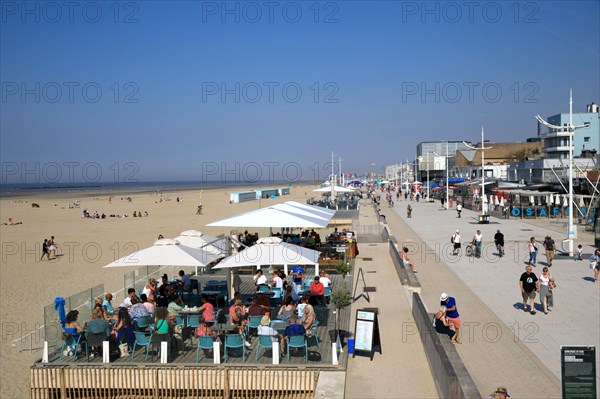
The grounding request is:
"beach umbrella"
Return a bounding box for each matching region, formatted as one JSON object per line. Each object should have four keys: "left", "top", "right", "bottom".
{"left": 579, "top": 196, "right": 585, "bottom": 208}
{"left": 212, "top": 242, "right": 321, "bottom": 276}
{"left": 529, "top": 195, "right": 534, "bottom": 205}
{"left": 104, "top": 239, "right": 220, "bottom": 269}
{"left": 549, "top": 193, "right": 554, "bottom": 204}
{"left": 494, "top": 195, "right": 500, "bottom": 206}
{"left": 563, "top": 195, "right": 568, "bottom": 207}
{"left": 313, "top": 185, "right": 355, "bottom": 193}
{"left": 271, "top": 202, "right": 332, "bottom": 221}
{"left": 173, "top": 230, "right": 229, "bottom": 256}
{"left": 500, "top": 197, "right": 505, "bottom": 207}
{"left": 206, "top": 205, "right": 332, "bottom": 228}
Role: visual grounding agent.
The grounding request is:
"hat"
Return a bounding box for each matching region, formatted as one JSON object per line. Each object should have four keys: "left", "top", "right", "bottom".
{"left": 456, "top": 230, "right": 460, "bottom": 233}
{"left": 260, "top": 316, "right": 271, "bottom": 326}
{"left": 440, "top": 293, "right": 448, "bottom": 301}
{"left": 494, "top": 387, "right": 510, "bottom": 397}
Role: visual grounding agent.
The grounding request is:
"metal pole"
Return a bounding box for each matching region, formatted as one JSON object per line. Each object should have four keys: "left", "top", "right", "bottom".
{"left": 446, "top": 141, "right": 449, "bottom": 209}
{"left": 567, "top": 89, "right": 575, "bottom": 255}
{"left": 427, "top": 153, "right": 430, "bottom": 201}
{"left": 481, "top": 127, "right": 485, "bottom": 216}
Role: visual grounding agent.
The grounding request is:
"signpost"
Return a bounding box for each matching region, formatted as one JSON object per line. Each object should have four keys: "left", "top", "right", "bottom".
{"left": 561, "top": 346, "right": 596, "bottom": 399}
{"left": 352, "top": 308, "right": 381, "bottom": 361}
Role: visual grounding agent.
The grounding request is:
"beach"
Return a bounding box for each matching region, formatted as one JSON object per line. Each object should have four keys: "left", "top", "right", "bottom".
{"left": 0, "top": 184, "right": 318, "bottom": 399}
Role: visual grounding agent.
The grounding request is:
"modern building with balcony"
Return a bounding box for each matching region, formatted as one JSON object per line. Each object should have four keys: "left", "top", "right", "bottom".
{"left": 541, "top": 102, "right": 599, "bottom": 159}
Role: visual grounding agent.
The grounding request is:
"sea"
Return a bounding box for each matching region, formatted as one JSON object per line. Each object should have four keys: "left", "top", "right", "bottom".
{"left": 0, "top": 180, "right": 307, "bottom": 198}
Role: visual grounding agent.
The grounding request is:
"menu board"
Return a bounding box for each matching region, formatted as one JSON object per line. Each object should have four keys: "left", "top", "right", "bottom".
{"left": 561, "top": 346, "right": 596, "bottom": 399}
{"left": 353, "top": 309, "right": 380, "bottom": 359}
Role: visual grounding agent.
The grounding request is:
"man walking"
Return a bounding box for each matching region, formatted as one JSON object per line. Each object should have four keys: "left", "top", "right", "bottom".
{"left": 519, "top": 265, "right": 539, "bottom": 315}
{"left": 456, "top": 203, "right": 462, "bottom": 218}
{"left": 543, "top": 235, "right": 555, "bottom": 267}
{"left": 440, "top": 293, "right": 461, "bottom": 344}
{"left": 452, "top": 230, "right": 461, "bottom": 256}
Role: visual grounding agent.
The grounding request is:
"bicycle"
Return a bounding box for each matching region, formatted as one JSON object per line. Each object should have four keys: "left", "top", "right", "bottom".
{"left": 496, "top": 243, "right": 504, "bottom": 258}
{"left": 465, "top": 241, "right": 481, "bottom": 258}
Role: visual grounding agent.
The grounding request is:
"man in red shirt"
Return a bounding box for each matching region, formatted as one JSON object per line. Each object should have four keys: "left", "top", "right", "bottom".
{"left": 309, "top": 276, "right": 325, "bottom": 306}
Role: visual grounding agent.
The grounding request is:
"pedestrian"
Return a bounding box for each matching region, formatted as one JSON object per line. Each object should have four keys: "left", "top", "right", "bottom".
{"left": 196, "top": 205, "right": 203, "bottom": 215}
{"left": 519, "top": 265, "right": 539, "bottom": 315}
{"left": 40, "top": 238, "right": 50, "bottom": 261}
{"left": 471, "top": 230, "right": 483, "bottom": 258}
{"left": 440, "top": 293, "right": 461, "bottom": 343}
{"left": 590, "top": 249, "right": 600, "bottom": 283}
{"left": 47, "top": 236, "right": 57, "bottom": 258}
{"left": 487, "top": 387, "right": 510, "bottom": 399}
{"left": 451, "top": 230, "right": 461, "bottom": 256}
{"left": 538, "top": 266, "right": 556, "bottom": 314}
{"left": 456, "top": 203, "right": 462, "bottom": 218}
{"left": 575, "top": 244, "right": 583, "bottom": 261}
{"left": 528, "top": 237, "right": 537, "bottom": 266}
{"left": 406, "top": 204, "right": 412, "bottom": 218}
{"left": 542, "top": 235, "right": 555, "bottom": 266}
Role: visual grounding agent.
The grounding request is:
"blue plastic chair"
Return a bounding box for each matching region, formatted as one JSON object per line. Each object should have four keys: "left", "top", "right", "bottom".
{"left": 195, "top": 335, "right": 214, "bottom": 362}
{"left": 270, "top": 319, "right": 286, "bottom": 329}
{"left": 286, "top": 335, "right": 307, "bottom": 363}
{"left": 245, "top": 315, "right": 262, "bottom": 336}
{"left": 132, "top": 331, "right": 153, "bottom": 361}
{"left": 175, "top": 315, "right": 185, "bottom": 328}
{"left": 256, "top": 335, "right": 277, "bottom": 361}
{"left": 323, "top": 287, "right": 332, "bottom": 303}
{"left": 60, "top": 334, "right": 88, "bottom": 361}
{"left": 271, "top": 287, "right": 283, "bottom": 296}
{"left": 136, "top": 315, "right": 152, "bottom": 331}
{"left": 258, "top": 285, "right": 270, "bottom": 293}
{"left": 224, "top": 334, "right": 246, "bottom": 362}
{"left": 187, "top": 316, "right": 200, "bottom": 329}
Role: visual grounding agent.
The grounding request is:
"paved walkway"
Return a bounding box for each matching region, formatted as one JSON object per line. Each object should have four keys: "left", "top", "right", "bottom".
{"left": 344, "top": 201, "right": 438, "bottom": 398}
{"left": 382, "top": 192, "right": 599, "bottom": 398}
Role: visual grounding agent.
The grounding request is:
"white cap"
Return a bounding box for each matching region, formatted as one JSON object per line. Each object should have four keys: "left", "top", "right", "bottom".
{"left": 440, "top": 293, "right": 448, "bottom": 301}
{"left": 456, "top": 230, "right": 460, "bottom": 233}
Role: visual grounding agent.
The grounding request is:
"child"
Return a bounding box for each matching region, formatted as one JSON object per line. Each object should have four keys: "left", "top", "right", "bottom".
{"left": 575, "top": 244, "right": 583, "bottom": 261}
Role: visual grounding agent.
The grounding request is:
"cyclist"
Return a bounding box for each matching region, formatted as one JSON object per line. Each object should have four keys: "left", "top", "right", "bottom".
{"left": 494, "top": 230, "right": 505, "bottom": 257}
{"left": 471, "top": 230, "right": 483, "bottom": 258}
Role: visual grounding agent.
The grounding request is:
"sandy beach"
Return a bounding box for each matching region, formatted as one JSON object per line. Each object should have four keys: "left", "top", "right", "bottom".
{"left": 0, "top": 184, "right": 319, "bottom": 399}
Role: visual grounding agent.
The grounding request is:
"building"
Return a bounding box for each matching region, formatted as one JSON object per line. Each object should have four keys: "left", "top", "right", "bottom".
{"left": 454, "top": 141, "right": 543, "bottom": 180}
{"left": 416, "top": 140, "right": 472, "bottom": 180}
{"left": 541, "top": 102, "right": 599, "bottom": 159}
{"left": 507, "top": 158, "right": 596, "bottom": 185}
{"left": 384, "top": 163, "right": 414, "bottom": 182}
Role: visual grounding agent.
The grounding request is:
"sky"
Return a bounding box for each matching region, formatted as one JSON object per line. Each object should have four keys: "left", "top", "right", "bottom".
{"left": 1, "top": 0, "right": 599, "bottom": 184}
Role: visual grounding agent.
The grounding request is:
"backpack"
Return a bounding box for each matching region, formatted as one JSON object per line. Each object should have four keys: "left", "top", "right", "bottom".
{"left": 451, "top": 235, "right": 455, "bottom": 244}
{"left": 545, "top": 240, "right": 554, "bottom": 251}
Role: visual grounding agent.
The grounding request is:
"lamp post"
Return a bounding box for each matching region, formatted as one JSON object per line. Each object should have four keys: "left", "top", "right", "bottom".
{"left": 464, "top": 128, "right": 493, "bottom": 218}
{"left": 536, "top": 90, "right": 589, "bottom": 256}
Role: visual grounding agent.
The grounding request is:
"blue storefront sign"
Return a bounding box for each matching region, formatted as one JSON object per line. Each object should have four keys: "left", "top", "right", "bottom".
{"left": 511, "top": 206, "right": 586, "bottom": 218}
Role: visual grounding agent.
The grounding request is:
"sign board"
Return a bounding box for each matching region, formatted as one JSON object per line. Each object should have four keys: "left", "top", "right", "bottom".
{"left": 336, "top": 246, "right": 346, "bottom": 253}
{"left": 561, "top": 346, "right": 596, "bottom": 399}
{"left": 353, "top": 308, "right": 381, "bottom": 360}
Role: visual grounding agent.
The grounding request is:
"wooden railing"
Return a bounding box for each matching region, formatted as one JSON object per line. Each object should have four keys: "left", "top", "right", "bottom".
{"left": 30, "top": 365, "right": 320, "bottom": 399}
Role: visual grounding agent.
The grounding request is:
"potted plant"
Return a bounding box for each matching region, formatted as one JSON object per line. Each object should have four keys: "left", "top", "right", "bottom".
{"left": 335, "top": 260, "right": 352, "bottom": 278}
{"left": 331, "top": 287, "right": 352, "bottom": 344}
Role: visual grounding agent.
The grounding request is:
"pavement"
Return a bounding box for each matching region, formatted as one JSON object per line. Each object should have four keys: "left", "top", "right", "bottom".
{"left": 344, "top": 200, "right": 438, "bottom": 398}
{"left": 380, "top": 192, "right": 599, "bottom": 398}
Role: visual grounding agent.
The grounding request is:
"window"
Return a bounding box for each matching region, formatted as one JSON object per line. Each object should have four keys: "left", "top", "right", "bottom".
{"left": 584, "top": 137, "right": 590, "bottom": 143}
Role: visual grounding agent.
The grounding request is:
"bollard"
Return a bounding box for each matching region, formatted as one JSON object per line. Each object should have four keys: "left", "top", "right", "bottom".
{"left": 42, "top": 341, "right": 48, "bottom": 363}
{"left": 272, "top": 342, "right": 280, "bottom": 365}
{"left": 160, "top": 342, "right": 168, "bottom": 363}
{"left": 348, "top": 338, "right": 355, "bottom": 355}
{"left": 213, "top": 341, "right": 221, "bottom": 364}
{"left": 102, "top": 341, "right": 110, "bottom": 363}
{"left": 332, "top": 343, "right": 338, "bottom": 365}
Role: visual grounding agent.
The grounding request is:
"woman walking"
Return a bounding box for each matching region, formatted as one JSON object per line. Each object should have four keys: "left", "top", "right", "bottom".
{"left": 539, "top": 267, "right": 556, "bottom": 314}
{"left": 528, "top": 237, "right": 538, "bottom": 266}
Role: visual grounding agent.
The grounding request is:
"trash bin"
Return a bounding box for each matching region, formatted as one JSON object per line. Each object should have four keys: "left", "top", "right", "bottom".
{"left": 478, "top": 214, "right": 490, "bottom": 224}
{"left": 348, "top": 338, "right": 355, "bottom": 355}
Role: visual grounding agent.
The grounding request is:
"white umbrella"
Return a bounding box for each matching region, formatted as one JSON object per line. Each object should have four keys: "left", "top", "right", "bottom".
{"left": 313, "top": 185, "right": 355, "bottom": 193}
{"left": 578, "top": 196, "right": 585, "bottom": 208}
{"left": 549, "top": 193, "right": 554, "bottom": 204}
{"left": 212, "top": 242, "right": 321, "bottom": 276}
{"left": 256, "top": 236, "right": 282, "bottom": 244}
{"left": 563, "top": 195, "right": 568, "bottom": 207}
{"left": 279, "top": 201, "right": 336, "bottom": 218}
{"left": 173, "top": 230, "right": 229, "bottom": 256}
{"left": 104, "top": 239, "right": 219, "bottom": 268}
{"left": 529, "top": 195, "right": 534, "bottom": 205}
{"left": 270, "top": 203, "right": 329, "bottom": 221}
{"left": 494, "top": 195, "right": 500, "bottom": 206}
{"left": 206, "top": 206, "right": 331, "bottom": 228}
{"left": 500, "top": 197, "right": 505, "bottom": 207}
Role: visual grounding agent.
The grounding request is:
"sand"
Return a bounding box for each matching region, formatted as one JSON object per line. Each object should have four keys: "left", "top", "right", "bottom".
{"left": 0, "top": 184, "right": 320, "bottom": 398}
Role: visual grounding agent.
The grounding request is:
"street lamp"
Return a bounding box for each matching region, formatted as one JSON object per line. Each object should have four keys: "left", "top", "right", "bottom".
{"left": 463, "top": 127, "right": 493, "bottom": 219}
{"left": 536, "top": 90, "right": 589, "bottom": 256}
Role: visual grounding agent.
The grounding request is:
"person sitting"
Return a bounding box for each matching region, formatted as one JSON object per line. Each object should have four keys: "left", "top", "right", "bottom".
{"left": 290, "top": 265, "right": 305, "bottom": 285}
{"left": 155, "top": 285, "right": 169, "bottom": 308}
{"left": 194, "top": 316, "right": 216, "bottom": 356}
{"left": 297, "top": 296, "right": 308, "bottom": 318}
{"left": 167, "top": 294, "right": 184, "bottom": 316}
{"left": 228, "top": 292, "right": 242, "bottom": 308}
{"left": 434, "top": 305, "right": 458, "bottom": 343}
{"left": 121, "top": 288, "right": 137, "bottom": 309}
{"left": 64, "top": 310, "right": 86, "bottom": 341}
{"left": 156, "top": 274, "right": 169, "bottom": 290}
{"left": 86, "top": 307, "right": 111, "bottom": 356}
{"left": 142, "top": 278, "right": 157, "bottom": 302}
{"left": 229, "top": 300, "right": 251, "bottom": 347}
{"left": 299, "top": 304, "right": 315, "bottom": 330}
{"left": 178, "top": 270, "right": 191, "bottom": 292}
{"left": 140, "top": 294, "right": 155, "bottom": 315}
{"left": 247, "top": 297, "right": 264, "bottom": 316}
{"left": 112, "top": 307, "right": 134, "bottom": 348}
{"left": 271, "top": 271, "right": 284, "bottom": 290}
{"left": 309, "top": 276, "right": 325, "bottom": 306}
{"left": 133, "top": 211, "right": 138, "bottom": 217}
{"left": 198, "top": 295, "right": 215, "bottom": 325}
{"left": 253, "top": 269, "right": 268, "bottom": 292}
{"left": 102, "top": 293, "right": 115, "bottom": 316}
{"left": 255, "top": 293, "right": 271, "bottom": 310}
{"left": 129, "top": 297, "right": 150, "bottom": 326}
{"left": 318, "top": 270, "right": 332, "bottom": 289}
{"left": 257, "top": 316, "right": 284, "bottom": 355}
{"left": 283, "top": 314, "right": 306, "bottom": 354}
{"left": 276, "top": 296, "right": 296, "bottom": 321}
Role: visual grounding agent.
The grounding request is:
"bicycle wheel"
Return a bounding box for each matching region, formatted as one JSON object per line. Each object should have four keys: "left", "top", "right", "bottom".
{"left": 466, "top": 245, "right": 474, "bottom": 257}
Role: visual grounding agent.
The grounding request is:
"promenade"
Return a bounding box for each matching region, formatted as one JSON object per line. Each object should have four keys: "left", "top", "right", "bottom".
{"left": 383, "top": 193, "right": 599, "bottom": 398}
{"left": 344, "top": 200, "right": 438, "bottom": 398}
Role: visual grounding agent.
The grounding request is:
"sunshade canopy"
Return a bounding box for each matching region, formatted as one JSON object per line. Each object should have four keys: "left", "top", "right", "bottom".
{"left": 104, "top": 239, "right": 219, "bottom": 268}
{"left": 173, "top": 230, "right": 229, "bottom": 256}
{"left": 213, "top": 243, "right": 321, "bottom": 269}
{"left": 313, "top": 186, "right": 355, "bottom": 193}
{"left": 205, "top": 203, "right": 332, "bottom": 228}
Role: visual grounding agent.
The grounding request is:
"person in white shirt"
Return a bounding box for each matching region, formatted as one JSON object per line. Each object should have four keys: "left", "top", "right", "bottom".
{"left": 272, "top": 272, "right": 284, "bottom": 290}
{"left": 257, "top": 316, "right": 284, "bottom": 354}
{"left": 121, "top": 288, "right": 137, "bottom": 309}
{"left": 471, "top": 230, "right": 483, "bottom": 258}
{"left": 318, "top": 270, "right": 331, "bottom": 288}
{"left": 253, "top": 269, "right": 268, "bottom": 291}
{"left": 452, "top": 230, "right": 461, "bottom": 256}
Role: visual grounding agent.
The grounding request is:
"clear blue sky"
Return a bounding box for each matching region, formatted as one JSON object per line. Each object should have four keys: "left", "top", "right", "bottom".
{"left": 1, "top": 1, "right": 599, "bottom": 183}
